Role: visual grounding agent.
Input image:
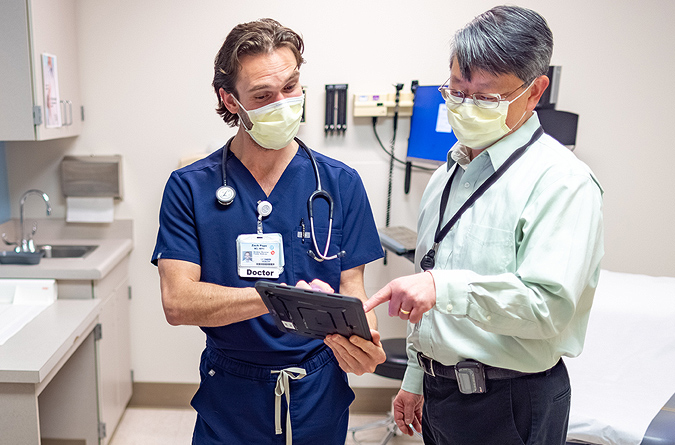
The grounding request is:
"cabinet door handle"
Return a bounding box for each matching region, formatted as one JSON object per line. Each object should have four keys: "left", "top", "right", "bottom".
{"left": 58, "top": 100, "right": 74, "bottom": 126}
{"left": 67, "top": 100, "right": 73, "bottom": 126}
{"left": 60, "top": 100, "right": 66, "bottom": 126}
{"left": 59, "top": 100, "right": 73, "bottom": 126}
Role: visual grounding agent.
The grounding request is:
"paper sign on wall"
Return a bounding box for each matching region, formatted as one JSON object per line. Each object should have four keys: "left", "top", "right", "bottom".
{"left": 42, "top": 53, "right": 62, "bottom": 128}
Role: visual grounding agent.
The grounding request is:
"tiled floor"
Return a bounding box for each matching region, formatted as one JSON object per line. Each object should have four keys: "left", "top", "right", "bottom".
{"left": 109, "top": 407, "right": 423, "bottom": 444}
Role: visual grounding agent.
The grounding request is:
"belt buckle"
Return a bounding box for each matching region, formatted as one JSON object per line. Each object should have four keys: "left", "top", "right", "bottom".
{"left": 418, "top": 353, "right": 435, "bottom": 377}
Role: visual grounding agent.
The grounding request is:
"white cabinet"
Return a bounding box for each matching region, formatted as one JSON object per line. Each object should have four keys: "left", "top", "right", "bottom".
{"left": 38, "top": 331, "right": 100, "bottom": 445}
{"left": 0, "top": 0, "right": 82, "bottom": 141}
{"left": 57, "top": 255, "right": 133, "bottom": 444}
{"left": 93, "top": 258, "right": 133, "bottom": 445}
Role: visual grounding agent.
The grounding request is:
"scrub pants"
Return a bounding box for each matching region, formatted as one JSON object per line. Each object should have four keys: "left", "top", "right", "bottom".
{"left": 422, "top": 359, "right": 571, "bottom": 445}
{"left": 190, "top": 346, "right": 353, "bottom": 445}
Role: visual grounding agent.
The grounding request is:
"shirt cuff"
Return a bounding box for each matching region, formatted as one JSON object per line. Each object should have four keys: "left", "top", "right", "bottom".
{"left": 401, "top": 359, "right": 425, "bottom": 395}
{"left": 429, "top": 269, "right": 471, "bottom": 316}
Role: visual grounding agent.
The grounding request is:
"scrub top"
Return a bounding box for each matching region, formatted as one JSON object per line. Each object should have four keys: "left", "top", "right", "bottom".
{"left": 152, "top": 138, "right": 384, "bottom": 366}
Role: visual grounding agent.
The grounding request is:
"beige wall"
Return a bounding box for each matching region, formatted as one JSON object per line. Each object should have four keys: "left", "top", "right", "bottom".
{"left": 5, "top": 0, "right": 675, "bottom": 385}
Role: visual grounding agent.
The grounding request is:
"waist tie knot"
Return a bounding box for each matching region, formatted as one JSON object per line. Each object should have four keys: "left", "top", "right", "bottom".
{"left": 271, "top": 367, "right": 307, "bottom": 445}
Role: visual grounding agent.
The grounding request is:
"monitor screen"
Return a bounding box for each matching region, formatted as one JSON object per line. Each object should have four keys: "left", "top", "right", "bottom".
{"left": 406, "top": 85, "right": 458, "bottom": 164}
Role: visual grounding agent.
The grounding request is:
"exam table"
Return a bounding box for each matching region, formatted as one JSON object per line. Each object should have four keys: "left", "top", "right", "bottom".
{"left": 565, "top": 269, "right": 675, "bottom": 445}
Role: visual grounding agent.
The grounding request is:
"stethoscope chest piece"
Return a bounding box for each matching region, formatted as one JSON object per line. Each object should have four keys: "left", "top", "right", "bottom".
{"left": 216, "top": 185, "right": 236, "bottom": 206}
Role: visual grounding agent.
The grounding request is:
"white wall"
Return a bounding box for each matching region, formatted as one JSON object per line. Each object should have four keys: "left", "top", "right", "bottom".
{"left": 5, "top": 0, "right": 675, "bottom": 385}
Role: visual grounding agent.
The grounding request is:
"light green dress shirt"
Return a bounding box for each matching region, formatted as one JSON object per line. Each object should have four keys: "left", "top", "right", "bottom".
{"left": 402, "top": 113, "right": 604, "bottom": 395}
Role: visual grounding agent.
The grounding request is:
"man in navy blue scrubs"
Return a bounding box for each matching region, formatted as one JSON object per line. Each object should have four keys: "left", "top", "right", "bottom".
{"left": 152, "top": 19, "right": 385, "bottom": 445}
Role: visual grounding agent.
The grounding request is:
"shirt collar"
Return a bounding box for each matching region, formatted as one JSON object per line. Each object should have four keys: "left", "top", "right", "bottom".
{"left": 446, "top": 111, "right": 542, "bottom": 171}
{"left": 449, "top": 144, "right": 471, "bottom": 170}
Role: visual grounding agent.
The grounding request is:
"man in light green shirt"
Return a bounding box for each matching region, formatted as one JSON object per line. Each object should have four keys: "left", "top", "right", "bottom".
{"left": 365, "top": 6, "right": 604, "bottom": 445}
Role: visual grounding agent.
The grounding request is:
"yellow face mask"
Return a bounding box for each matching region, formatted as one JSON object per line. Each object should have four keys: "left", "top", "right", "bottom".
{"left": 235, "top": 95, "right": 304, "bottom": 150}
{"left": 445, "top": 83, "right": 532, "bottom": 149}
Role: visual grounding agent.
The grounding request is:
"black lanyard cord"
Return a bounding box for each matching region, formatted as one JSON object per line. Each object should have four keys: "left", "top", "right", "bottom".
{"left": 420, "top": 126, "right": 544, "bottom": 271}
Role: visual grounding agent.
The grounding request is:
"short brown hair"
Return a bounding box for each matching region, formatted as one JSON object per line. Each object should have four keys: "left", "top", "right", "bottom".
{"left": 213, "top": 18, "right": 305, "bottom": 127}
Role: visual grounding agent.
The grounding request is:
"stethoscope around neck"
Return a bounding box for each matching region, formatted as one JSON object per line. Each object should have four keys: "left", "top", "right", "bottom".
{"left": 216, "top": 137, "right": 345, "bottom": 262}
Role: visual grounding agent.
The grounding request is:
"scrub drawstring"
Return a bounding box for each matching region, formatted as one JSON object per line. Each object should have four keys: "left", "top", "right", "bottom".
{"left": 271, "top": 367, "right": 307, "bottom": 445}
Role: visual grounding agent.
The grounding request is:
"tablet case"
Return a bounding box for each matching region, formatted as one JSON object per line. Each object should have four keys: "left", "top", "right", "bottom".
{"left": 254, "top": 281, "right": 372, "bottom": 341}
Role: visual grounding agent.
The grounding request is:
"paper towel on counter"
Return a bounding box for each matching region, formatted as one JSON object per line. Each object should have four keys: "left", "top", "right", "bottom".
{"left": 66, "top": 197, "right": 114, "bottom": 223}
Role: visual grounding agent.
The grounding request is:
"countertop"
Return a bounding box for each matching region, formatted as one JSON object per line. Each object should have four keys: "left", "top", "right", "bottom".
{"left": 0, "top": 238, "right": 133, "bottom": 280}
{"left": 0, "top": 219, "right": 133, "bottom": 280}
{"left": 0, "top": 298, "right": 102, "bottom": 384}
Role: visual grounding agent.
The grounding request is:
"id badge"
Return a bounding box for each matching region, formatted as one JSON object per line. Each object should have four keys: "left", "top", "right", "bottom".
{"left": 237, "top": 233, "right": 284, "bottom": 279}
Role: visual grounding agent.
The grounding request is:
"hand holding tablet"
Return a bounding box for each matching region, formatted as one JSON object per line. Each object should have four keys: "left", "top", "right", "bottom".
{"left": 254, "top": 281, "right": 372, "bottom": 341}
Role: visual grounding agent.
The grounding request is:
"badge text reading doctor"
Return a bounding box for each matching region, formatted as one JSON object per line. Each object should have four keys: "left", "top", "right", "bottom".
{"left": 237, "top": 233, "right": 284, "bottom": 278}
{"left": 236, "top": 201, "right": 284, "bottom": 279}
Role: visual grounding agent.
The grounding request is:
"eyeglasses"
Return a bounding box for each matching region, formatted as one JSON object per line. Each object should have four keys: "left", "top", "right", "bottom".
{"left": 438, "top": 76, "right": 528, "bottom": 109}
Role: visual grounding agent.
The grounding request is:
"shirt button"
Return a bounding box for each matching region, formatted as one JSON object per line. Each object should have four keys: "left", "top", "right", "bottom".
{"left": 486, "top": 315, "right": 492, "bottom": 321}
{"left": 447, "top": 304, "right": 453, "bottom": 311}
{"left": 464, "top": 182, "right": 470, "bottom": 188}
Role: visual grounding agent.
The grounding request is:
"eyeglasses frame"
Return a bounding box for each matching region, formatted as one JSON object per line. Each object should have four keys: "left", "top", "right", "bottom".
{"left": 438, "top": 76, "right": 529, "bottom": 109}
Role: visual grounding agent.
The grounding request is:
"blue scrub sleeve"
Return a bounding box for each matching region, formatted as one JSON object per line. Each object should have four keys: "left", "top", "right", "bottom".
{"left": 337, "top": 169, "right": 384, "bottom": 271}
{"left": 152, "top": 171, "right": 201, "bottom": 266}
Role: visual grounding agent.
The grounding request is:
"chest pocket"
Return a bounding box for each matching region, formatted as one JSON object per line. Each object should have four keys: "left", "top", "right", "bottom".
{"left": 291, "top": 226, "right": 343, "bottom": 290}
{"left": 460, "top": 223, "right": 515, "bottom": 275}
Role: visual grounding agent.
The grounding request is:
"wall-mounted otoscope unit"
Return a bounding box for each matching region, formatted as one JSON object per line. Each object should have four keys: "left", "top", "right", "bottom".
{"left": 325, "top": 84, "right": 348, "bottom": 135}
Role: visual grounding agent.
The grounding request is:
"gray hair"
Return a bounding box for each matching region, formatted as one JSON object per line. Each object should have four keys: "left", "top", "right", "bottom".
{"left": 451, "top": 6, "right": 553, "bottom": 84}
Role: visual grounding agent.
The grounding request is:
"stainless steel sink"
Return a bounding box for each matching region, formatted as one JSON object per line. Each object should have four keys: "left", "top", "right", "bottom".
{"left": 38, "top": 244, "right": 98, "bottom": 259}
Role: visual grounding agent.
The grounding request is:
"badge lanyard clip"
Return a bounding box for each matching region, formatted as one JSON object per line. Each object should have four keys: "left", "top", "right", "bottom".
{"left": 257, "top": 200, "right": 273, "bottom": 234}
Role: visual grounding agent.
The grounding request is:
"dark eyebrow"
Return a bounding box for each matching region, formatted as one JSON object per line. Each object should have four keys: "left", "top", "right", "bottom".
{"left": 450, "top": 74, "right": 496, "bottom": 94}
{"left": 287, "top": 70, "right": 300, "bottom": 83}
{"left": 248, "top": 69, "right": 300, "bottom": 94}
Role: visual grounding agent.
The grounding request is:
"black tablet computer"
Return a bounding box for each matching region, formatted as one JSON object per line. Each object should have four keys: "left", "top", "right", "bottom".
{"left": 254, "top": 281, "right": 372, "bottom": 341}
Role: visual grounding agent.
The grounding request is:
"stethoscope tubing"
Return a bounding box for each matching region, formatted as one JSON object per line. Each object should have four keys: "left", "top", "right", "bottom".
{"left": 218, "top": 137, "right": 341, "bottom": 262}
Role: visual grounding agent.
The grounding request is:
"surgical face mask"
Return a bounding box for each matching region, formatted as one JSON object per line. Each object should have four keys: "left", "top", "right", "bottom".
{"left": 445, "top": 83, "right": 532, "bottom": 149}
{"left": 234, "top": 95, "right": 304, "bottom": 150}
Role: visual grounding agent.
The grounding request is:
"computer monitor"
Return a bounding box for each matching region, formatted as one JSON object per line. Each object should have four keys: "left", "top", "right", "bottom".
{"left": 536, "top": 66, "right": 562, "bottom": 110}
{"left": 406, "top": 85, "right": 457, "bottom": 165}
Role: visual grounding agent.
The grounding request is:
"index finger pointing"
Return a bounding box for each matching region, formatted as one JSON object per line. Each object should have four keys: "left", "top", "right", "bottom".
{"left": 363, "top": 285, "right": 392, "bottom": 313}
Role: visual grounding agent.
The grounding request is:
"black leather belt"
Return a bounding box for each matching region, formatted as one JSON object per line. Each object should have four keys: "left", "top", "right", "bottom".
{"left": 417, "top": 352, "right": 547, "bottom": 380}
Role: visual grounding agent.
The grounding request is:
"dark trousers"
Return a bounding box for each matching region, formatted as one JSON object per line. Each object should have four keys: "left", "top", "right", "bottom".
{"left": 422, "top": 359, "right": 570, "bottom": 445}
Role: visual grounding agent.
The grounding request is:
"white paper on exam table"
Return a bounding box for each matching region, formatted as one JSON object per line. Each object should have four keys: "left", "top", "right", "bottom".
{"left": 0, "top": 279, "right": 57, "bottom": 345}
{"left": 565, "top": 270, "right": 675, "bottom": 445}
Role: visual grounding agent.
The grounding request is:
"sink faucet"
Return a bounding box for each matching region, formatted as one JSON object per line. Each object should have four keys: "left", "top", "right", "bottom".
{"left": 2, "top": 189, "right": 52, "bottom": 253}
{"left": 12, "top": 190, "right": 51, "bottom": 253}
{"left": 19, "top": 190, "right": 52, "bottom": 253}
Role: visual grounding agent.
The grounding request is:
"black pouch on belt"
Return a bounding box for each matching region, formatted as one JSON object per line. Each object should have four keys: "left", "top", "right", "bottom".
{"left": 455, "top": 360, "right": 487, "bottom": 394}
